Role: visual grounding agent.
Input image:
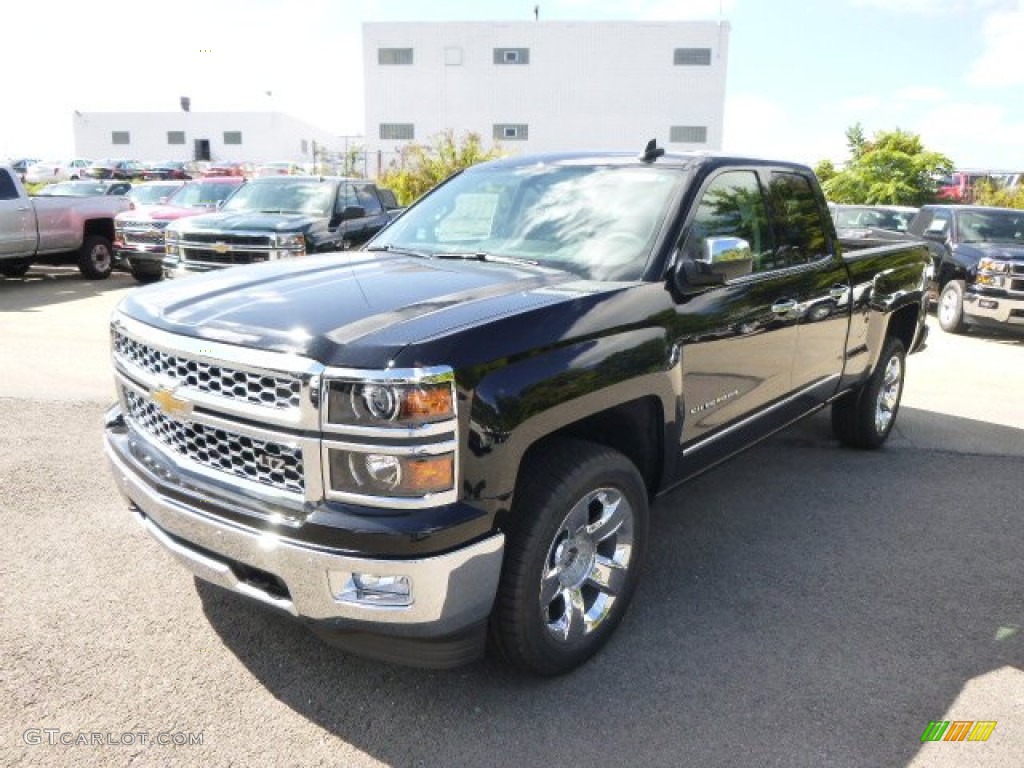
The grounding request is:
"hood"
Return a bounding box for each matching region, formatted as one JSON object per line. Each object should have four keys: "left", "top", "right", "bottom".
{"left": 957, "top": 242, "right": 1024, "bottom": 262}
{"left": 172, "top": 211, "right": 322, "bottom": 233}
{"left": 117, "top": 252, "right": 621, "bottom": 368}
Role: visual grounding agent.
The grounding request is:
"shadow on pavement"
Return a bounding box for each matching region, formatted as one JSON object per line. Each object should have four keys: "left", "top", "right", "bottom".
{"left": 197, "top": 407, "right": 1023, "bottom": 768}
{"left": 0, "top": 265, "right": 134, "bottom": 313}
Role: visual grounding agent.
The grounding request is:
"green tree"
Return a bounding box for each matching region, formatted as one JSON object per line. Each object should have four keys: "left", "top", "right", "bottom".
{"left": 973, "top": 178, "right": 1024, "bottom": 210}
{"left": 814, "top": 159, "right": 837, "bottom": 186}
{"left": 820, "top": 126, "right": 953, "bottom": 206}
{"left": 378, "top": 130, "right": 505, "bottom": 206}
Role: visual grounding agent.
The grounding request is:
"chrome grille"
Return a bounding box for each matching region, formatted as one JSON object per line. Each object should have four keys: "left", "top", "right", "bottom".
{"left": 181, "top": 247, "right": 266, "bottom": 265}
{"left": 113, "top": 331, "right": 302, "bottom": 410}
{"left": 123, "top": 388, "right": 304, "bottom": 494}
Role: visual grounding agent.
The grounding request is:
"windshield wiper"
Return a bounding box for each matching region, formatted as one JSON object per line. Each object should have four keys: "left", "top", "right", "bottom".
{"left": 434, "top": 251, "right": 539, "bottom": 267}
{"left": 364, "top": 244, "right": 431, "bottom": 258}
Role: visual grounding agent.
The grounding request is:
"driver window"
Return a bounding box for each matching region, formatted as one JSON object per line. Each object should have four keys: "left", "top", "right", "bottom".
{"left": 682, "top": 170, "right": 773, "bottom": 273}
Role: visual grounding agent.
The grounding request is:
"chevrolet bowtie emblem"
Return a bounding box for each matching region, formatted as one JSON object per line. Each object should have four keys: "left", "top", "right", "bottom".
{"left": 213, "top": 241, "right": 229, "bottom": 254}
{"left": 151, "top": 386, "right": 193, "bottom": 419}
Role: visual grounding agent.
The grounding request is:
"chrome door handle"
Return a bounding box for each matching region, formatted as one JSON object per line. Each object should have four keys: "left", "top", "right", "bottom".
{"left": 16, "top": 206, "right": 31, "bottom": 211}
{"left": 771, "top": 299, "right": 798, "bottom": 314}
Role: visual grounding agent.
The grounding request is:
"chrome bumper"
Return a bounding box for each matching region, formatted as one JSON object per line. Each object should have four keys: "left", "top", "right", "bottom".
{"left": 964, "top": 292, "right": 1024, "bottom": 325}
{"left": 104, "top": 432, "right": 504, "bottom": 635}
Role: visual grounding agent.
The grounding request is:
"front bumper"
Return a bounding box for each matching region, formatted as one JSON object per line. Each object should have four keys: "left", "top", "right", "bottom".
{"left": 104, "top": 422, "right": 504, "bottom": 642}
{"left": 964, "top": 290, "right": 1024, "bottom": 327}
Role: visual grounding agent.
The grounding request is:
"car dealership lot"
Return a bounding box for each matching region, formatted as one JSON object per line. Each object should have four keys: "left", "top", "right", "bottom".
{"left": 1, "top": 266, "right": 1021, "bottom": 767}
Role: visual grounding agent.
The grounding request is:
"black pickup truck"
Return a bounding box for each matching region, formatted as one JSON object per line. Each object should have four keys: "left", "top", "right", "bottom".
{"left": 906, "top": 204, "right": 1024, "bottom": 334}
{"left": 162, "top": 176, "right": 400, "bottom": 278}
{"left": 104, "top": 145, "right": 930, "bottom": 675}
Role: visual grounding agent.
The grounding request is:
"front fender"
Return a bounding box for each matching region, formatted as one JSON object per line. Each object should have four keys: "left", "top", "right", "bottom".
{"left": 460, "top": 327, "right": 678, "bottom": 505}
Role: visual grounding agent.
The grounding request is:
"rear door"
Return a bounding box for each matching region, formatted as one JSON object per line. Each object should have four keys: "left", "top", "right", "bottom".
{"left": 767, "top": 170, "right": 850, "bottom": 408}
{"left": 0, "top": 169, "right": 35, "bottom": 257}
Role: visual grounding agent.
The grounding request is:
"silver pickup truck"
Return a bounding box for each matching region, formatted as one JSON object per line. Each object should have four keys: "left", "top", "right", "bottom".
{"left": 0, "top": 165, "right": 130, "bottom": 279}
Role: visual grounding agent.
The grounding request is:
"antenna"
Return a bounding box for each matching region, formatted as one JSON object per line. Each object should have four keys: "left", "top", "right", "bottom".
{"left": 640, "top": 139, "right": 665, "bottom": 163}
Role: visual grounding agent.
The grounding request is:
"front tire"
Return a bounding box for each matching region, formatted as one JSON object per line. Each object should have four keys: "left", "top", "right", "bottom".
{"left": 490, "top": 438, "right": 648, "bottom": 676}
{"left": 832, "top": 336, "right": 906, "bottom": 449}
{"left": 938, "top": 280, "right": 967, "bottom": 334}
{"left": 78, "top": 235, "right": 113, "bottom": 279}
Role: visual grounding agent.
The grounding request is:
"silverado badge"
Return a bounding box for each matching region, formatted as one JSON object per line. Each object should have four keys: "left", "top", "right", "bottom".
{"left": 151, "top": 386, "right": 193, "bottom": 419}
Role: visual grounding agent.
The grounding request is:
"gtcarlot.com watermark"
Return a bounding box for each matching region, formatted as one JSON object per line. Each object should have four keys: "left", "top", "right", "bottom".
{"left": 23, "top": 728, "right": 203, "bottom": 747}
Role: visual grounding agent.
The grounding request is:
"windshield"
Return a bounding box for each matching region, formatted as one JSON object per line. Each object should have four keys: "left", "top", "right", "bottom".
{"left": 957, "top": 210, "right": 1024, "bottom": 245}
{"left": 128, "top": 183, "right": 182, "bottom": 204}
{"left": 221, "top": 179, "right": 333, "bottom": 215}
{"left": 835, "top": 207, "right": 916, "bottom": 232}
{"left": 370, "top": 164, "right": 685, "bottom": 281}
{"left": 169, "top": 181, "right": 239, "bottom": 207}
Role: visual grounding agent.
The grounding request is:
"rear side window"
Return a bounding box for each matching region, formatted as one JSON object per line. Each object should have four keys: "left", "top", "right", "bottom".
{"left": 355, "top": 185, "right": 383, "bottom": 215}
{"left": 769, "top": 172, "right": 830, "bottom": 266}
{"left": 0, "top": 169, "right": 19, "bottom": 200}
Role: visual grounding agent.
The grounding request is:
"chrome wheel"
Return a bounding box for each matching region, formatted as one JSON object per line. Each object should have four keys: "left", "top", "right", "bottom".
{"left": 89, "top": 242, "right": 112, "bottom": 272}
{"left": 938, "top": 288, "right": 957, "bottom": 325}
{"left": 540, "top": 487, "right": 634, "bottom": 644}
{"left": 874, "top": 354, "right": 902, "bottom": 434}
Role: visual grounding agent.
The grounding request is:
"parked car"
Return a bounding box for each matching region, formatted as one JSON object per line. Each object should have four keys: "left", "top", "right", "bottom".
{"left": 254, "top": 161, "right": 303, "bottom": 176}
{"left": 936, "top": 171, "right": 996, "bottom": 203}
{"left": 9, "top": 158, "right": 39, "bottom": 181}
{"left": 829, "top": 204, "right": 919, "bottom": 250}
{"left": 114, "top": 177, "right": 245, "bottom": 282}
{"left": 84, "top": 159, "right": 146, "bottom": 180}
{"left": 24, "top": 159, "right": 92, "bottom": 184}
{"left": 163, "top": 176, "right": 400, "bottom": 278}
{"left": 0, "top": 164, "right": 130, "bottom": 278}
{"left": 104, "top": 146, "right": 931, "bottom": 674}
{"left": 201, "top": 161, "right": 253, "bottom": 178}
{"left": 907, "top": 204, "right": 1024, "bottom": 334}
{"left": 35, "top": 180, "right": 132, "bottom": 197}
{"left": 125, "top": 180, "right": 187, "bottom": 207}
{"left": 141, "top": 161, "right": 192, "bottom": 181}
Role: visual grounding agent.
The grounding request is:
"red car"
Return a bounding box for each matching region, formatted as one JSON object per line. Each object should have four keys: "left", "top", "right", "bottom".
{"left": 201, "top": 161, "right": 253, "bottom": 178}
{"left": 113, "top": 176, "right": 245, "bottom": 282}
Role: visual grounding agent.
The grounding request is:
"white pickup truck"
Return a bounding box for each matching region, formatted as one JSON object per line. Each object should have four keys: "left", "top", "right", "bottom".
{"left": 0, "top": 164, "right": 131, "bottom": 279}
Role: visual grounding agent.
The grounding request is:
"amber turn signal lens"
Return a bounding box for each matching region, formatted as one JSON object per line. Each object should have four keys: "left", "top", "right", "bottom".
{"left": 404, "top": 455, "right": 454, "bottom": 493}
{"left": 401, "top": 386, "right": 454, "bottom": 421}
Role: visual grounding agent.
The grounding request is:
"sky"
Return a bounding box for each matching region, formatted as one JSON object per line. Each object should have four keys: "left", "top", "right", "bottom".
{"left": 2, "top": 0, "right": 1022, "bottom": 170}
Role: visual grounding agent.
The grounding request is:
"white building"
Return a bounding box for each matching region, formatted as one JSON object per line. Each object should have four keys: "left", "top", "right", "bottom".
{"left": 72, "top": 111, "right": 343, "bottom": 163}
{"left": 363, "top": 20, "right": 730, "bottom": 166}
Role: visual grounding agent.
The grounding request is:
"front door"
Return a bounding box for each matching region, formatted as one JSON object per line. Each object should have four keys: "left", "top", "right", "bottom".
{"left": 0, "top": 169, "right": 34, "bottom": 257}
{"left": 670, "top": 168, "right": 812, "bottom": 476}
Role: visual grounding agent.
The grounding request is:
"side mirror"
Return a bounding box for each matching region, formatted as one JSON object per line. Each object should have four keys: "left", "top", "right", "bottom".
{"left": 338, "top": 205, "right": 366, "bottom": 222}
{"left": 920, "top": 229, "right": 948, "bottom": 243}
{"left": 673, "top": 236, "right": 753, "bottom": 294}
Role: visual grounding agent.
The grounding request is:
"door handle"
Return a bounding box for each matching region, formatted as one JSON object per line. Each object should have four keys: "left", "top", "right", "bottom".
{"left": 16, "top": 206, "right": 31, "bottom": 211}
{"left": 829, "top": 285, "right": 849, "bottom": 300}
{"left": 771, "top": 299, "right": 798, "bottom": 314}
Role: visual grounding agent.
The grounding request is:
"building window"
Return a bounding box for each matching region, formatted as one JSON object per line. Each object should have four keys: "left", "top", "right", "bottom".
{"left": 379, "top": 48, "right": 413, "bottom": 65}
{"left": 674, "top": 47, "right": 712, "bottom": 66}
{"left": 167, "top": 131, "right": 186, "bottom": 145}
{"left": 445, "top": 46, "right": 463, "bottom": 66}
{"left": 494, "top": 48, "right": 530, "bottom": 65}
{"left": 380, "top": 123, "right": 414, "bottom": 141}
{"left": 669, "top": 125, "right": 708, "bottom": 143}
{"left": 223, "top": 131, "right": 243, "bottom": 145}
{"left": 111, "top": 131, "right": 130, "bottom": 145}
{"left": 494, "top": 124, "right": 528, "bottom": 141}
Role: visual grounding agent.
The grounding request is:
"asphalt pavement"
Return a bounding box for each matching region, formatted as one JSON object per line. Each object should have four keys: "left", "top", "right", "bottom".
{"left": 1, "top": 265, "right": 1021, "bottom": 767}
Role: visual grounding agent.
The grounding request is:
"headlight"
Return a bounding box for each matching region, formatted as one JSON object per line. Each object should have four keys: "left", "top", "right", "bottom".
{"left": 978, "top": 257, "right": 1008, "bottom": 273}
{"left": 273, "top": 233, "right": 306, "bottom": 251}
{"left": 164, "top": 230, "right": 180, "bottom": 256}
{"left": 327, "top": 447, "right": 454, "bottom": 497}
{"left": 325, "top": 378, "right": 455, "bottom": 428}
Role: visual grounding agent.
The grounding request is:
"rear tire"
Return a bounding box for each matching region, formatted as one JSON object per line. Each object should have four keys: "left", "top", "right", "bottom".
{"left": 78, "top": 235, "right": 113, "bottom": 279}
{"left": 0, "top": 259, "right": 31, "bottom": 278}
{"left": 832, "top": 336, "right": 906, "bottom": 449}
{"left": 938, "top": 280, "right": 967, "bottom": 334}
{"left": 131, "top": 265, "right": 162, "bottom": 284}
{"left": 490, "top": 438, "right": 648, "bottom": 676}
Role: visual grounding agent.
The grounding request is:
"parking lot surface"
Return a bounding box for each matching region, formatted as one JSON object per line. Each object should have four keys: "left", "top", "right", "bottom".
{"left": 2, "top": 266, "right": 1022, "bottom": 767}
